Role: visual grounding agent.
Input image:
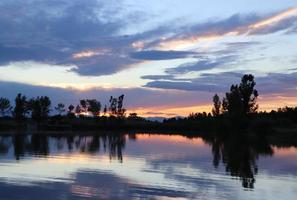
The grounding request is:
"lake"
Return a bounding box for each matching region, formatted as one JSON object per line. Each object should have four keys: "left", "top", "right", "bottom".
{"left": 0, "top": 133, "right": 296, "bottom": 200}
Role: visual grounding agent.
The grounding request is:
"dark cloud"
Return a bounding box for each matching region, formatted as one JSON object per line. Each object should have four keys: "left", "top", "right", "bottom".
{"left": 141, "top": 74, "right": 175, "bottom": 80}
{"left": 145, "top": 81, "right": 225, "bottom": 92}
{"left": 0, "top": 2, "right": 295, "bottom": 77}
{"left": 165, "top": 55, "right": 237, "bottom": 75}
{"left": 130, "top": 50, "right": 200, "bottom": 60}
{"left": 144, "top": 72, "right": 240, "bottom": 92}
{"left": 157, "top": 41, "right": 261, "bottom": 76}
{"left": 69, "top": 54, "right": 135, "bottom": 76}
{"left": 141, "top": 74, "right": 190, "bottom": 81}
{"left": 0, "top": 0, "right": 157, "bottom": 76}
{"left": 144, "top": 72, "right": 297, "bottom": 95}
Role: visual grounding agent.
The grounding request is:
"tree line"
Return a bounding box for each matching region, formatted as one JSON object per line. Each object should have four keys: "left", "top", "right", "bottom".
{"left": 0, "top": 74, "right": 296, "bottom": 130}
{"left": 0, "top": 94, "right": 128, "bottom": 122}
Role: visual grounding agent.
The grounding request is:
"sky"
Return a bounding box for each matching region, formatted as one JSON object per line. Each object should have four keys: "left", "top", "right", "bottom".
{"left": 0, "top": 0, "right": 297, "bottom": 117}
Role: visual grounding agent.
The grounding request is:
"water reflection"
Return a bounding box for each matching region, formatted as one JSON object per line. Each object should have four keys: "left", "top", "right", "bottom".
{"left": 203, "top": 134, "right": 273, "bottom": 189}
{"left": 0, "top": 133, "right": 126, "bottom": 162}
{"left": 0, "top": 133, "right": 296, "bottom": 200}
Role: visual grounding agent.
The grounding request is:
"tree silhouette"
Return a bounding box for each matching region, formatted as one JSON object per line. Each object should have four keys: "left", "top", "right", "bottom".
{"left": 86, "top": 99, "right": 101, "bottom": 117}
{"left": 109, "top": 96, "right": 118, "bottom": 116}
{"left": 212, "top": 94, "right": 221, "bottom": 116}
{"left": 222, "top": 74, "right": 258, "bottom": 117}
{"left": 13, "top": 93, "right": 28, "bottom": 121}
{"left": 239, "top": 74, "right": 258, "bottom": 114}
{"left": 103, "top": 105, "right": 107, "bottom": 116}
{"left": 55, "top": 103, "right": 66, "bottom": 115}
{"left": 67, "top": 104, "right": 75, "bottom": 118}
{"left": 0, "top": 97, "right": 12, "bottom": 117}
{"left": 109, "top": 95, "right": 126, "bottom": 117}
{"left": 117, "top": 95, "right": 126, "bottom": 117}
{"left": 80, "top": 100, "right": 87, "bottom": 113}
{"left": 75, "top": 105, "right": 81, "bottom": 115}
{"left": 28, "top": 96, "right": 51, "bottom": 122}
{"left": 225, "top": 85, "right": 244, "bottom": 117}
{"left": 68, "top": 104, "right": 74, "bottom": 113}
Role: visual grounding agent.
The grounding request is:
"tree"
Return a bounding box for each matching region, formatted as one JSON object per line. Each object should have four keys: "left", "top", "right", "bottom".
{"left": 40, "top": 96, "right": 51, "bottom": 118}
{"left": 109, "top": 95, "right": 126, "bottom": 117}
{"left": 0, "top": 97, "right": 12, "bottom": 117}
{"left": 80, "top": 100, "right": 87, "bottom": 113}
{"left": 128, "top": 113, "right": 144, "bottom": 121}
{"left": 225, "top": 85, "right": 244, "bottom": 117}
{"left": 222, "top": 97, "right": 228, "bottom": 114}
{"left": 68, "top": 104, "right": 74, "bottom": 113}
{"left": 117, "top": 95, "right": 126, "bottom": 117}
{"left": 67, "top": 104, "right": 75, "bottom": 118}
{"left": 13, "top": 93, "right": 28, "bottom": 121}
{"left": 28, "top": 96, "right": 51, "bottom": 121}
{"left": 55, "top": 103, "right": 66, "bottom": 115}
{"left": 212, "top": 94, "right": 221, "bottom": 117}
{"left": 109, "top": 96, "right": 117, "bottom": 116}
{"left": 86, "top": 99, "right": 101, "bottom": 117}
{"left": 75, "top": 105, "right": 81, "bottom": 115}
{"left": 239, "top": 74, "right": 258, "bottom": 114}
{"left": 222, "top": 74, "right": 259, "bottom": 117}
{"left": 103, "top": 105, "right": 107, "bottom": 116}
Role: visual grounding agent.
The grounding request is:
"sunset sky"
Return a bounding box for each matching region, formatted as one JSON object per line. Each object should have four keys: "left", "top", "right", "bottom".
{"left": 1, "top": 0, "right": 297, "bottom": 117}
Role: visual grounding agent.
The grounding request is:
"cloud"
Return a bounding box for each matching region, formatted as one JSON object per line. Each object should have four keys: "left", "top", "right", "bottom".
{"left": 141, "top": 75, "right": 176, "bottom": 80}
{"left": 141, "top": 74, "right": 191, "bottom": 81}
{"left": 69, "top": 54, "right": 136, "bottom": 76}
{"left": 139, "top": 41, "right": 261, "bottom": 79}
{"left": 146, "top": 8, "right": 297, "bottom": 50}
{"left": 143, "top": 72, "right": 243, "bottom": 92}
{"left": 247, "top": 7, "right": 297, "bottom": 34}
{"left": 144, "top": 81, "right": 224, "bottom": 92}
{"left": 130, "top": 50, "right": 200, "bottom": 60}
{"left": 165, "top": 55, "right": 237, "bottom": 75}
{"left": 0, "top": 0, "right": 148, "bottom": 76}
{"left": 0, "top": 2, "right": 296, "bottom": 77}
{"left": 224, "top": 41, "right": 261, "bottom": 48}
{"left": 248, "top": 16, "right": 297, "bottom": 35}
{"left": 144, "top": 72, "right": 297, "bottom": 96}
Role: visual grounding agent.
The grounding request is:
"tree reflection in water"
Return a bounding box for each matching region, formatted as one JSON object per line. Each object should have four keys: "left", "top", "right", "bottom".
{"left": 0, "top": 133, "right": 126, "bottom": 162}
{"left": 0, "top": 133, "right": 276, "bottom": 189}
{"left": 203, "top": 134, "right": 274, "bottom": 189}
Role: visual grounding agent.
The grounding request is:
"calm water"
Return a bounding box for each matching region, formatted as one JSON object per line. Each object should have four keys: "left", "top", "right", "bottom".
{"left": 0, "top": 133, "right": 296, "bottom": 200}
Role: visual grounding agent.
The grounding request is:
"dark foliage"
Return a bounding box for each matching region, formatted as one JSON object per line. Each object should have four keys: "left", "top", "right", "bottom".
{"left": 13, "top": 93, "right": 28, "bottom": 122}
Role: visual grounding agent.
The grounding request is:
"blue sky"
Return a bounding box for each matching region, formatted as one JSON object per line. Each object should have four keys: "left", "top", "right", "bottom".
{"left": 0, "top": 0, "right": 297, "bottom": 116}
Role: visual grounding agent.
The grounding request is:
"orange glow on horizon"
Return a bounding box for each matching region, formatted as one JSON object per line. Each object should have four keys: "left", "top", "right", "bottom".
{"left": 273, "top": 147, "right": 297, "bottom": 156}
{"left": 128, "top": 96, "right": 297, "bottom": 117}
{"left": 128, "top": 104, "right": 213, "bottom": 117}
